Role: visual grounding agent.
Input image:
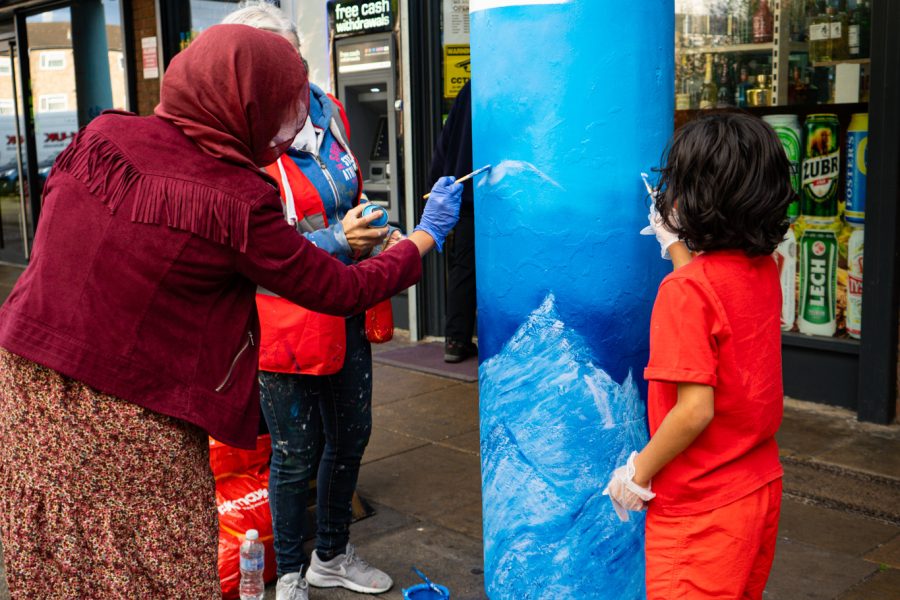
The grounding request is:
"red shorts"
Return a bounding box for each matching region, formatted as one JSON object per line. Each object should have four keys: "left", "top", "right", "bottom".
{"left": 645, "top": 478, "right": 782, "bottom": 600}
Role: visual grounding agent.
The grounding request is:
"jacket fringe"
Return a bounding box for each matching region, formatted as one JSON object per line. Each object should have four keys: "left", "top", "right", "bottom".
{"left": 54, "top": 129, "right": 251, "bottom": 253}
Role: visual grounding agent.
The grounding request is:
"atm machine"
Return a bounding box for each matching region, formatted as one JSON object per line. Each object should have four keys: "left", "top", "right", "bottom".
{"left": 334, "top": 32, "right": 408, "bottom": 328}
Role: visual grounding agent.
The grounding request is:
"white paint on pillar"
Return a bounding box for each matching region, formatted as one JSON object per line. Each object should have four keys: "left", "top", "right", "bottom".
{"left": 469, "top": 0, "right": 571, "bottom": 12}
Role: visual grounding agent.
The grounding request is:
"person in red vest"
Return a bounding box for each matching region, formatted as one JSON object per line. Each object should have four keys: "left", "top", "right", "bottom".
{"left": 0, "top": 24, "right": 461, "bottom": 598}
{"left": 223, "top": 5, "right": 405, "bottom": 598}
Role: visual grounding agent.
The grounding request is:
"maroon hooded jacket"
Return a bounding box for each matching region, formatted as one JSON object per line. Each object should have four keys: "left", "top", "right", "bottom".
{"left": 0, "top": 27, "right": 420, "bottom": 449}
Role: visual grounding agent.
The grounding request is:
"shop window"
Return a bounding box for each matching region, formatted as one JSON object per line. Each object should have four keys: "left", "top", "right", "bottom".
{"left": 675, "top": 0, "right": 871, "bottom": 343}
{"left": 0, "top": 57, "right": 10, "bottom": 76}
{"left": 39, "top": 51, "right": 66, "bottom": 70}
{"left": 38, "top": 93, "right": 68, "bottom": 112}
{"left": 0, "top": 99, "right": 13, "bottom": 115}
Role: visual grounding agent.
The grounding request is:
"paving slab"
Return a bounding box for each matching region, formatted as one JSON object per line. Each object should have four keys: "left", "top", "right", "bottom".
{"left": 817, "top": 432, "right": 900, "bottom": 480}
{"left": 372, "top": 384, "right": 479, "bottom": 442}
{"left": 356, "top": 444, "right": 482, "bottom": 525}
{"left": 431, "top": 499, "right": 484, "bottom": 541}
{"left": 777, "top": 409, "right": 850, "bottom": 459}
{"left": 836, "top": 568, "right": 900, "bottom": 600}
{"left": 0, "top": 542, "right": 8, "bottom": 600}
{"left": 765, "top": 537, "right": 879, "bottom": 599}
{"left": 778, "top": 500, "right": 899, "bottom": 557}
{"left": 372, "top": 364, "right": 457, "bottom": 407}
{"left": 439, "top": 430, "right": 480, "bottom": 456}
{"left": 0, "top": 283, "right": 13, "bottom": 306}
{"left": 363, "top": 425, "right": 431, "bottom": 465}
{"left": 865, "top": 533, "right": 900, "bottom": 569}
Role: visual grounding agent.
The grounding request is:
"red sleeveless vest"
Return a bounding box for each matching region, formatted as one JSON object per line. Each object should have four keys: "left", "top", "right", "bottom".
{"left": 256, "top": 96, "right": 362, "bottom": 375}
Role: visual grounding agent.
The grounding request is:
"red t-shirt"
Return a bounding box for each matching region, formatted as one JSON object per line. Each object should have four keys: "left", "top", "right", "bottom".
{"left": 644, "top": 250, "right": 784, "bottom": 516}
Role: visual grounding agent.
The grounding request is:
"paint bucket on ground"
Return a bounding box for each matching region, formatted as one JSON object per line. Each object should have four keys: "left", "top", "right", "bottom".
{"left": 402, "top": 583, "right": 450, "bottom": 600}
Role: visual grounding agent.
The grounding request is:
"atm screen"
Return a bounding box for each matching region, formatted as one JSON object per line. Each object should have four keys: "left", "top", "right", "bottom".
{"left": 370, "top": 116, "right": 389, "bottom": 161}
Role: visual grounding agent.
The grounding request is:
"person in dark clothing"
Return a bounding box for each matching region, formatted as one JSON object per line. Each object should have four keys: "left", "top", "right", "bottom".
{"left": 430, "top": 81, "right": 477, "bottom": 363}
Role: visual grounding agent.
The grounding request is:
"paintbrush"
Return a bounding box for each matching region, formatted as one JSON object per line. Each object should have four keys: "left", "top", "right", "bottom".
{"left": 422, "top": 164, "right": 492, "bottom": 199}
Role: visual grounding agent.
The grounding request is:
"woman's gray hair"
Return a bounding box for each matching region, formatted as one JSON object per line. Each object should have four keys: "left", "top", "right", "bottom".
{"left": 222, "top": 1, "right": 300, "bottom": 48}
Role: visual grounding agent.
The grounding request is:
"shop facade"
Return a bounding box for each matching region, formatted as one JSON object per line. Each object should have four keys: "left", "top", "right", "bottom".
{"left": 669, "top": 0, "right": 898, "bottom": 423}
{"left": 0, "top": 0, "right": 895, "bottom": 422}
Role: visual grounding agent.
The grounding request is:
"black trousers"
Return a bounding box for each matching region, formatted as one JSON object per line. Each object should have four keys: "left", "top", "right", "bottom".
{"left": 445, "top": 210, "right": 477, "bottom": 343}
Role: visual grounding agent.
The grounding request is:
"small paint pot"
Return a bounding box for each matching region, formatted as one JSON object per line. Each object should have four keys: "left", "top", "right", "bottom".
{"left": 362, "top": 203, "right": 389, "bottom": 227}
{"left": 402, "top": 583, "right": 450, "bottom": 600}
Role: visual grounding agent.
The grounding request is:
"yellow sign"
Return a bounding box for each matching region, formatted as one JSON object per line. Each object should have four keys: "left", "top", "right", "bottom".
{"left": 443, "top": 44, "right": 471, "bottom": 99}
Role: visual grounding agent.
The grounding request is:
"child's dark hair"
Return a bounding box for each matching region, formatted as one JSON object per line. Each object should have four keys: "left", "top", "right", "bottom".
{"left": 655, "top": 112, "right": 795, "bottom": 256}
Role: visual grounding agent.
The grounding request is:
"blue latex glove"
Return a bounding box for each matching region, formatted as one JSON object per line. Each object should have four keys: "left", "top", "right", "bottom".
{"left": 414, "top": 176, "right": 463, "bottom": 252}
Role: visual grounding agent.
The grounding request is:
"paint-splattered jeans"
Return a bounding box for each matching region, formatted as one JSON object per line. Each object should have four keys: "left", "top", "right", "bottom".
{"left": 259, "top": 314, "right": 372, "bottom": 576}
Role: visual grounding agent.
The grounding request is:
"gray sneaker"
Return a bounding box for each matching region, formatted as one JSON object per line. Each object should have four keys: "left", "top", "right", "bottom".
{"left": 305, "top": 544, "right": 393, "bottom": 594}
{"left": 276, "top": 572, "right": 308, "bottom": 600}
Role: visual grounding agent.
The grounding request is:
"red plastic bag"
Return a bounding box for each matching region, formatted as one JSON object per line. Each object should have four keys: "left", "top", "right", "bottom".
{"left": 210, "top": 436, "right": 277, "bottom": 599}
{"left": 365, "top": 298, "right": 394, "bottom": 343}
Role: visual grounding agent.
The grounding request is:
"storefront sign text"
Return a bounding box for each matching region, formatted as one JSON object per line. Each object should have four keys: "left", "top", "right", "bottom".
{"left": 333, "top": 0, "right": 394, "bottom": 37}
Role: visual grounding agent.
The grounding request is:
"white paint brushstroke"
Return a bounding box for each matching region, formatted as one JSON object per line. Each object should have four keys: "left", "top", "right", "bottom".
{"left": 479, "top": 159, "right": 564, "bottom": 190}
{"left": 470, "top": 0, "right": 571, "bottom": 12}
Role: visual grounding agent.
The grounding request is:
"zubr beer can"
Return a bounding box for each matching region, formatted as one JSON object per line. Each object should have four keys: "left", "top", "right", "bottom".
{"left": 846, "top": 226, "right": 864, "bottom": 339}
{"left": 798, "top": 228, "right": 838, "bottom": 337}
{"left": 763, "top": 114, "right": 802, "bottom": 220}
{"left": 801, "top": 114, "right": 840, "bottom": 223}
{"left": 844, "top": 113, "right": 868, "bottom": 224}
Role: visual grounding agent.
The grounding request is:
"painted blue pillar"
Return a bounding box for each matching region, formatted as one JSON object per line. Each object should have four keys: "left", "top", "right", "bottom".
{"left": 470, "top": 1, "right": 673, "bottom": 598}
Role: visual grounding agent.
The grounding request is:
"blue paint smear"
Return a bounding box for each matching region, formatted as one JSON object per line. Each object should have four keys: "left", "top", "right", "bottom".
{"left": 480, "top": 296, "right": 649, "bottom": 599}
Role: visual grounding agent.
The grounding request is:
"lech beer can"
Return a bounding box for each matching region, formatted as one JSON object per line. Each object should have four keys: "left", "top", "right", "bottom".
{"left": 847, "top": 226, "right": 864, "bottom": 339}
{"left": 763, "top": 114, "right": 802, "bottom": 220}
{"left": 844, "top": 113, "right": 868, "bottom": 224}
{"left": 801, "top": 114, "right": 840, "bottom": 224}
{"left": 798, "top": 228, "right": 838, "bottom": 337}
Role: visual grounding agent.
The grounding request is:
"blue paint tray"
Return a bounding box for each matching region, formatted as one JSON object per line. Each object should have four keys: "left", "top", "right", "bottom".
{"left": 403, "top": 567, "right": 450, "bottom": 599}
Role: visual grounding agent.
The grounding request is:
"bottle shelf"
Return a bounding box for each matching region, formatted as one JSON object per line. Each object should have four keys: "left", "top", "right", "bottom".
{"left": 812, "top": 57, "right": 871, "bottom": 68}
{"left": 680, "top": 42, "right": 773, "bottom": 55}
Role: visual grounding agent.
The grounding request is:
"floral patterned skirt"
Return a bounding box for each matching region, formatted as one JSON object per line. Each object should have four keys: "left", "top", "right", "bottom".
{"left": 0, "top": 349, "right": 221, "bottom": 599}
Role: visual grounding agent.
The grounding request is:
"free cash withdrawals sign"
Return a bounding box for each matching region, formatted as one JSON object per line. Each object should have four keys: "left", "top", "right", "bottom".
{"left": 332, "top": 0, "right": 394, "bottom": 37}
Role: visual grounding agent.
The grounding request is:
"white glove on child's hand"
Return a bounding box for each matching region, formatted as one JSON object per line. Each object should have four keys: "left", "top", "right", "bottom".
{"left": 639, "top": 172, "right": 681, "bottom": 260}
{"left": 602, "top": 451, "right": 656, "bottom": 522}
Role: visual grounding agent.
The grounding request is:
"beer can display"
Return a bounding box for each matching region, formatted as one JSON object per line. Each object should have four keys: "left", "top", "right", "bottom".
{"left": 801, "top": 114, "right": 840, "bottom": 222}
{"left": 847, "top": 226, "right": 864, "bottom": 339}
{"left": 798, "top": 229, "right": 838, "bottom": 337}
{"left": 844, "top": 113, "right": 868, "bottom": 224}
{"left": 773, "top": 226, "right": 797, "bottom": 331}
{"left": 763, "top": 114, "right": 802, "bottom": 220}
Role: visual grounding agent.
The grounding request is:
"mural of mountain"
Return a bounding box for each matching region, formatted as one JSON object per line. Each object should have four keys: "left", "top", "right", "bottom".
{"left": 480, "top": 295, "right": 649, "bottom": 599}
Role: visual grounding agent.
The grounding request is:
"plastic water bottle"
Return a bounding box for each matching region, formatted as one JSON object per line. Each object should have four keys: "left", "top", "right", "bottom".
{"left": 239, "top": 529, "right": 265, "bottom": 600}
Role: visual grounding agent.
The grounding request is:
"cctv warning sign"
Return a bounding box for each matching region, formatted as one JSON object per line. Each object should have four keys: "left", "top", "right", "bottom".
{"left": 443, "top": 44, "right": 471, "bottom": 99}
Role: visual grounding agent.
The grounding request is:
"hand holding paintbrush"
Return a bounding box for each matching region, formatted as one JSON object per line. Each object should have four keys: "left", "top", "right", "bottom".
{"left": 422, "top": 165, "right": 492, "bottom": 199}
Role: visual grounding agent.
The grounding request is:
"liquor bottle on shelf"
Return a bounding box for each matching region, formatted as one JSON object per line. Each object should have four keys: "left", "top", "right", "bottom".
{"left": 848, "top": 0, "right": 870, "bottom": 58}
{"left": 686, "top": 56, "right": 704, "bottom": 110}
{"left": 830, "top": 2, "right": 849, "bottom": 61}
{"left": 734, "top": 65, "right": 752, "bottom": 108}
{"left": 788, "top": 65, "right": 813, "bottom": 105}
{"left": 748, "top": 73, "right": 771, "bottom": 107}
{"left": 700, "top": 54, "right": 718, "bottom": 110}
{"left": 809, "top": 1, "right": 833, "bottom": 62}
{"left": 716, "top": 57, "right": 734, "bottom": 108}
{"left": 753, "top": 0, "right": 774, "bottom": 43}
{"left": 675, "top": 55, "right": 691, "bottom": 110}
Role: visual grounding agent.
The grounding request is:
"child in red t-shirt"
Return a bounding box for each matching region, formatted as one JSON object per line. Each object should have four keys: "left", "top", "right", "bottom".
{"left": 604, "top": 113, "right": 796, "bottom": 599}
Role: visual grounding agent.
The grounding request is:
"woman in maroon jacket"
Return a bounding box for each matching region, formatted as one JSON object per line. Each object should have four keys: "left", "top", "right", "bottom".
{"left": 0, "top": 25, "right": 461, "bottom": 598}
